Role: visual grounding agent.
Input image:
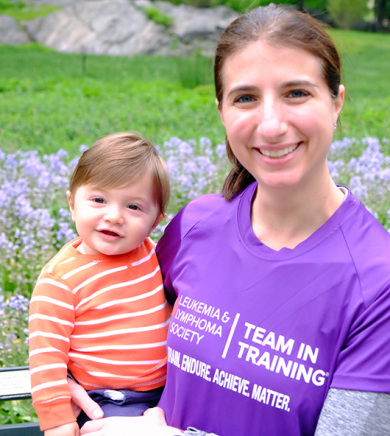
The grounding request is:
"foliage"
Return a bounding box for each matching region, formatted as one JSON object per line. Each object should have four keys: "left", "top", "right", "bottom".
{"left": 0, "top": 149, "right": 77, "bottom": 298}
{"left": 142, "top": 6, "right": 172, "bottom": 27}
{"left": 0, "top": 399, "right": 37, "bottom": 424}
{"left": 0, "top": 4, "right": 62, "bottom": 21}
{"left": 328, "top": 0, "right": 368, "bottom": 29}
{"left": 304, "top": 0, "right": 328, "bottom": 11}
{"left": 0, "top": 0, "right": 25, "bottom": 10}
{"left": 328, "top": 137, "right": 390, "bottom": 228}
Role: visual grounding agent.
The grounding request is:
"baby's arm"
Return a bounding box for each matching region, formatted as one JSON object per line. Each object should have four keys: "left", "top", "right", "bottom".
{"left": 45, "top": 422, "right": 80, "bottom": 436}
{"left": 29, "top": 272, "right": 76, "bottom": 430}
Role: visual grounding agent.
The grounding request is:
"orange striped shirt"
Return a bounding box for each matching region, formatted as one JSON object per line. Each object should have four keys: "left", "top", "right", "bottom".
{"left": 29, "top": 237, "right": 171, "bottom": 431}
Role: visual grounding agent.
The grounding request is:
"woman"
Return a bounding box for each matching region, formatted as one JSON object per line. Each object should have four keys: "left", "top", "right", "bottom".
{"left": 72, "top": 4, "right": 390, "bottom": 435}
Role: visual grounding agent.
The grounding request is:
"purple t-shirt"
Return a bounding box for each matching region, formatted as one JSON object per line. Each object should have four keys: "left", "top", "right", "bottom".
{"left": 156, "top": 182, "right": 390, "bottom": 436}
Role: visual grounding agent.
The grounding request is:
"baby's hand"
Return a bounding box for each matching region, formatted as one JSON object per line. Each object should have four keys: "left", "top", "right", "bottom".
{"left": 44, "top": 422, "right": 79, "bottom": 436}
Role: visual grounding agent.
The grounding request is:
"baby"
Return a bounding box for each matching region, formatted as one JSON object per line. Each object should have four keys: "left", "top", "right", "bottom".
{"left": 29, "top": 132, "right": 172, "bottom": 435}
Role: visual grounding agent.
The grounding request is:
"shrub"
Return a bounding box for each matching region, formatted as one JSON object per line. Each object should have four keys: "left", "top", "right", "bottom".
{"left": 142, "top": 6, "right": 172, "bottom": 27}
{"left": 328, "top": 0, "right": 369, "bottom": 29}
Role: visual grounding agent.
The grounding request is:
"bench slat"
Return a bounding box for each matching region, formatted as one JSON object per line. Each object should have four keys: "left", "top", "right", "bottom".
{"left": 0, "top": 422, "right": 43, "bottom": 436}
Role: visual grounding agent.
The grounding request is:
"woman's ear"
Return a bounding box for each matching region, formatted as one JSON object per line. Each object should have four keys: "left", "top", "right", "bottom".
{"left": 66, "top": 190, "right": 76, "bottom": 222}
{"left": 216, "top": 98, "right": 225, "bottom": 126}
{"left": 334, "top": 85, "right": 345, "bottom": 122}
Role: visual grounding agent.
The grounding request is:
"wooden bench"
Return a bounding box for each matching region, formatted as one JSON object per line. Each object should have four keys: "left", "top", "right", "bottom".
{"left": 0, "top": 366, "right": 43, "bottom": 435}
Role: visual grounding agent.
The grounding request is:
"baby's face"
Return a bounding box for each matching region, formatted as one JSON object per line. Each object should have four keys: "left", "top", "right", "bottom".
{"left": 67, "top": 175, "right": 162, "bottom": 256}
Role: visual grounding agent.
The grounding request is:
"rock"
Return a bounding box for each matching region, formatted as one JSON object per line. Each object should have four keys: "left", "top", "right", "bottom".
{"left": 24, "top": 0, "right": 172, "bottom": 55}
{"left": 21, "top": 0, "right": 239, "bottom": 57}
{"left": 0, "top": 15, "right": 30, "bottom": 44}
{"left": 154, "top": 1, "right": 238, "bottom": 42}
{"left": 24, "top": 0, "right": 89, "bottom": 5}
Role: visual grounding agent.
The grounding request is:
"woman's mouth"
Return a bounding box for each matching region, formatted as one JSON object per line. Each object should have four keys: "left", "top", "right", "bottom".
{"left": 258, "top": 143, "right": 300, "bottom": 158}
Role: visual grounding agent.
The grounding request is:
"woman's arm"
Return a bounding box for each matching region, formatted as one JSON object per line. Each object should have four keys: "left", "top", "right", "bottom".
{"left": 79, "top": 412, "right": 181, "bottom": 436}
{"left": 315, "top": 388, "right": 390, "bottom": 436}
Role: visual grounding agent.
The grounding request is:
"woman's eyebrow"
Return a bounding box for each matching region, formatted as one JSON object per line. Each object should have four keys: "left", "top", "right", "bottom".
{"left": 282, "top": 80, "right": 318, "bottom": 88}
{"left": 227, "top": 85, "right": 257, "bottom": 98}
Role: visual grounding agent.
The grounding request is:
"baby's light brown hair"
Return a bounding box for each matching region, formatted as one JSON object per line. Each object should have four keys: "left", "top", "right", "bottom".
{"left": 69, "top": 132, "right": 170, "bottom": 216}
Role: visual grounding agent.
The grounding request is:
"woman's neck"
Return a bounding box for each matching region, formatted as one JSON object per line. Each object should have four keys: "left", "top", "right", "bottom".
{"left": 251, "top": 174, "right": 344, "bottom": 251}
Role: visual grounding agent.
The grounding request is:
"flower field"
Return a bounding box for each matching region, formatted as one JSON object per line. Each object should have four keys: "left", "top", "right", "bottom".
{"left": 1, "top": 136, "right": 389, "bottom": 403}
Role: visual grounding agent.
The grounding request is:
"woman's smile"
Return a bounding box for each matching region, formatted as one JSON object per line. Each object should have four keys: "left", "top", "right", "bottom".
{"left": 256, "top": 142, "right": 301, "bottom": 159}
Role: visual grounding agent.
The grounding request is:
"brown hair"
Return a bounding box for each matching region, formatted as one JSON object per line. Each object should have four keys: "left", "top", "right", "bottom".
{"left": 69, "top": 132, "right": 170, "bottom": 216}
{"left": 215, "top": 4, "right": 343, "bottom": 201}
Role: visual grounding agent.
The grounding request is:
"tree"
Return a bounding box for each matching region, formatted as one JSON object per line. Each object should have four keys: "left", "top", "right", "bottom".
{"left": 328, "top": 0, "right": 368, "bottom": 29}
{"left": 375, "top": 0, "right": 390, "bottom": 30}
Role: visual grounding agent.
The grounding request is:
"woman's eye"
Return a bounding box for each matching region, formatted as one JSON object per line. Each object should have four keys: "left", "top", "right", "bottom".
{"left": 93, "top": 198, "right": 105, "bottom": 204}
{"left": 288, "top": 89, "right": 309, "bottom": 98}
{"left": 236, "top": 94, "right": 255, "bottom": 103}
{"left": 128, "top": 204, "right": 139, "bottom": 211}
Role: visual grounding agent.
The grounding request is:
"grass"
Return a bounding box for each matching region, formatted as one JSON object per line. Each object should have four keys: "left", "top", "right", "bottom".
{"left": 0, "top": 29, "right": 389, "bottom": 158}
{"left": 331, "top": 30, "right": 390, "bottom": 145}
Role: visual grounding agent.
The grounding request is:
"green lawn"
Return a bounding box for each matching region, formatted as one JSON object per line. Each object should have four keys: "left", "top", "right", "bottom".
{"left": 0, "top": 28, "right": 389, "bottom": 157}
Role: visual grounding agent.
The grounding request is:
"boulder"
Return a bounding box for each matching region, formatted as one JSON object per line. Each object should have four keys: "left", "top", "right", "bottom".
{"left": 24, "top": 0, "right": 89, "bottom": 5}
{"left": 24, "top": 1, "right": 172, "bottom": 55}
{"left": 22, "top": 0, "right": 239, "bottom": 57}
{"left": 0, "top": 15, "right": 29, "bottom": 44}
{"left": 154, "top": 1, "right": 238, "bottom": 42}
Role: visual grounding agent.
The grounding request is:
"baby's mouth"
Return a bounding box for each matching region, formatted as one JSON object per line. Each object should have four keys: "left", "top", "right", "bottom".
{"left": 99, "top": 229, "right": 122, "bottom": 237}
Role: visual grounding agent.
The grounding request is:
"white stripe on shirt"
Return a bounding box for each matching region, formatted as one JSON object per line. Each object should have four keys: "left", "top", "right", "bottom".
{"left": 31, "top": 379, "right": 68, "bottom": 394}
{"left": 30, "top": 363, "right": 67, "bottom": 375}
{"left": 35, "top": 278, "right": 70, "bottom": 291}
{"left": 93, "top": 284, "right": 164, "bottom": 310}
{"left": 29, "top": 331, "right": 70, "bottom": 343}
{"left": 29, "top": 314, "right": 74, "bottom": 327}
{"left": 72, "top": 341, "right": 167, "bottom": 352}
{"left": 75, "top": 301, "right": 167, "bottom": 325}
{"left": 75, "top": 266, "right": 160, "bottom": 311}
{"left": 68, "top": 353, "right": 162, "bottom": 365}
{"left": 131, "top": 248, "right": 155, "bottom": 266}
{"left": 30, "top": 296, "right": 74, "bottom": 310}
{"left": 71, "top": 318, "right": 170, "bottom": 339}
{"left": 72, "top": 265, "right": 128, "bottom": 295}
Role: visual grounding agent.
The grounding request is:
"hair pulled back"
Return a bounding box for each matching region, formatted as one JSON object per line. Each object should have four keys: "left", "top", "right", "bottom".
{"left": 215, "top": 4, "right": 342, "bottom": 201}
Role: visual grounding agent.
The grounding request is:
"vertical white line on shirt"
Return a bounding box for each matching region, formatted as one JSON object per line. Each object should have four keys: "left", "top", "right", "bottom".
{"left": 222, "top": 313, "right": 240, "bottom": 359}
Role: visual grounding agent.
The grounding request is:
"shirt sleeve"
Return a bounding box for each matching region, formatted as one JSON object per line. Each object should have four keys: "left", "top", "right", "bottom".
{"left": 331, "top": 283, "right": 390, "bottom": 393}
{"left": 315, "top": 388, "right": 390, "bottom": 435}
{"left": 29, "top": 273, "right": 76, "bottom": 431}
{"left": 156, "top": 207, "right": 186, "bottom": 306}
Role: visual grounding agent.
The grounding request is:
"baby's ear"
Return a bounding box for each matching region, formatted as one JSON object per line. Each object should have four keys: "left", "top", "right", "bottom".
{"left": 151, "top": 213, "right": 164, "bottom": 230}
{"left": 66, "top": 191, "right": 76, "bottom": 222}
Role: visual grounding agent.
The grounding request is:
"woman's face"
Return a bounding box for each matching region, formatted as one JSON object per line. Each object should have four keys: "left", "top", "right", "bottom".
{"left": 218, "top": 40, "right": 344, "bottom": 191}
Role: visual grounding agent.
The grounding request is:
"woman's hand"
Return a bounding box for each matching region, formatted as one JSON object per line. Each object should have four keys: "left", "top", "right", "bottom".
{"left": 79, "top": 407, "right": 180, "bottom": 436}
{"left": 67, "top": 377, "right": 104, "bottom": 420}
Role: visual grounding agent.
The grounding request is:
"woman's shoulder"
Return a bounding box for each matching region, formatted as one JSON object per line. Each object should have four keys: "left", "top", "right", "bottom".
{"left": 159, "top": 191, "right": 241, "bottom": 253}
{"left": 340, "top": 193, "right": 390, "bottom": 303}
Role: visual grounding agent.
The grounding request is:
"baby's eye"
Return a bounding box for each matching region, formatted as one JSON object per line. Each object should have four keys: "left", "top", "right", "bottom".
{"left": 128, "top": 204, "right": 139, "bottom": 211}
{"left": 288, "top": 89, "right": 309, "bottom": 98}
{"left": 236, "top": 94, "right": 255, "bottom": 103}
{"left": 93, "top": 197, "right": 105, "bottom": 204}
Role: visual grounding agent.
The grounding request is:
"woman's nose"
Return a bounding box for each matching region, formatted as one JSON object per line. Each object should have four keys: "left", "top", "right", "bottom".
{"left": 258, "top": 97, "right": 288, "bottom": 140}
{"left": 104, "top": 205, "right": 124, "bottom": 225}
